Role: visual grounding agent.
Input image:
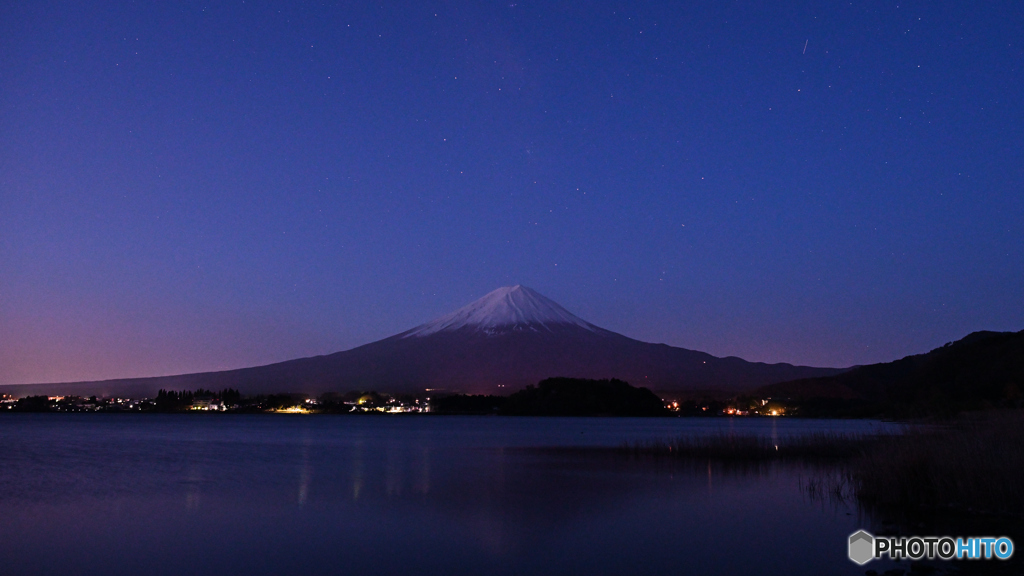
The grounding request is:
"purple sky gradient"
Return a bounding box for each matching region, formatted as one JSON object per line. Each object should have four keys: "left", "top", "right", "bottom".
{"left": 2, "top": 1, "right": 1023, "bottom": 384}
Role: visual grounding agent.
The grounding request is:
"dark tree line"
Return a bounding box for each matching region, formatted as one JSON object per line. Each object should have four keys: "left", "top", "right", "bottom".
{"left": 12, "top": 395, "right": 55, "bottom": 412}
{"left": 502, "top": 378, "right": 668, "bottom": 416}
{"left": 154, "top": 388, "right": 241, "bottom": 412}
{"left": 431, "top": 378, "right": 668, "bottom": 416}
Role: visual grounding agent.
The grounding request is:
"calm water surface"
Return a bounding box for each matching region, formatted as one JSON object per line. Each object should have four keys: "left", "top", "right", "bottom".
{"left": 0, "top": 415, "right": 902, "bottom": 575}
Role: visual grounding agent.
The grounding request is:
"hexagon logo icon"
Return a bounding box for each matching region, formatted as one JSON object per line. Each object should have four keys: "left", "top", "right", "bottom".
{"left": 848, "top": 530, "right": 874, "bottom": 565}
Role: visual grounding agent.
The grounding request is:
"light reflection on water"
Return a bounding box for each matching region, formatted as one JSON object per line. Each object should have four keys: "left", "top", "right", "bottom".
{"left": 0, "top": 415, "right": 902, "bottom": 575}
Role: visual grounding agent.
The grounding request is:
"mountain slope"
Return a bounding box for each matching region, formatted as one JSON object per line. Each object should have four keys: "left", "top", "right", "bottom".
{"left": 5, "top": 286, "right": 842, "bottom": 397}
{"left": 757, "top": 329, "right": 1024, "bottom": 412}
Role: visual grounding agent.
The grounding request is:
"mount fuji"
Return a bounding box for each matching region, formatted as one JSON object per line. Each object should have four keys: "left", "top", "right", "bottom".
{"left": 8, "top": 286, "right": 843, "bottom": 397}
{"left": 401, "top": 285, "right": 599, "bottom": 337}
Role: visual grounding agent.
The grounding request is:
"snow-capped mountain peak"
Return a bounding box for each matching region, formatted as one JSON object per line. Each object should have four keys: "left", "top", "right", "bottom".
{"left": 403, "top": 285, "right": 598, "bottom": 337}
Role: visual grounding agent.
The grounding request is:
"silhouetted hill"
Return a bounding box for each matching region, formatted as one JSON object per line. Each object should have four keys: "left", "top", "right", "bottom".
{"left": 501, "top": 377, "right": 668, "bottom": 416}
{"left": 757, "top": 330, "right": 1024, "bottom": 416}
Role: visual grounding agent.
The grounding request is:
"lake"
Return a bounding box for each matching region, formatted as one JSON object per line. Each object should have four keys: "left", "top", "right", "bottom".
{"left": 0, "top": 415, "right": 904, "bottom": 575}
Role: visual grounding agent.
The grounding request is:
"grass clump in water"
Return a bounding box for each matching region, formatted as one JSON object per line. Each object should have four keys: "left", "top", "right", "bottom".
{"left": 850, "top": 411, "right": 1024, "bottom": 516}
{"left": 626, "top": 431, "right": 891, "bottom": 461}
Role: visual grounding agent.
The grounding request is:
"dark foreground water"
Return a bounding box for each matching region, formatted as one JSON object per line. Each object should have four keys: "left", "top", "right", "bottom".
{"left": 0, "top": 415, "right": 903, "bottom": 575}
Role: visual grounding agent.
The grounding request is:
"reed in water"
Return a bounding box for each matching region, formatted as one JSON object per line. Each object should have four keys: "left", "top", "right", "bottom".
{"left": 624, "top": 430, "right": 893, "bottom": 461}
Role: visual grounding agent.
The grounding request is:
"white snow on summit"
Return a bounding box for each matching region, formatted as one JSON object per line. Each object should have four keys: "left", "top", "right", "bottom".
{"left": 403, "top": 285, "right": 598, "bottom": 337}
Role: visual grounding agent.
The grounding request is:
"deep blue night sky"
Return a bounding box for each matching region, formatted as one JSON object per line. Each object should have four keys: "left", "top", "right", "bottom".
{"left": 2, "top": 1, "right": 1022, "bottom": 384}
